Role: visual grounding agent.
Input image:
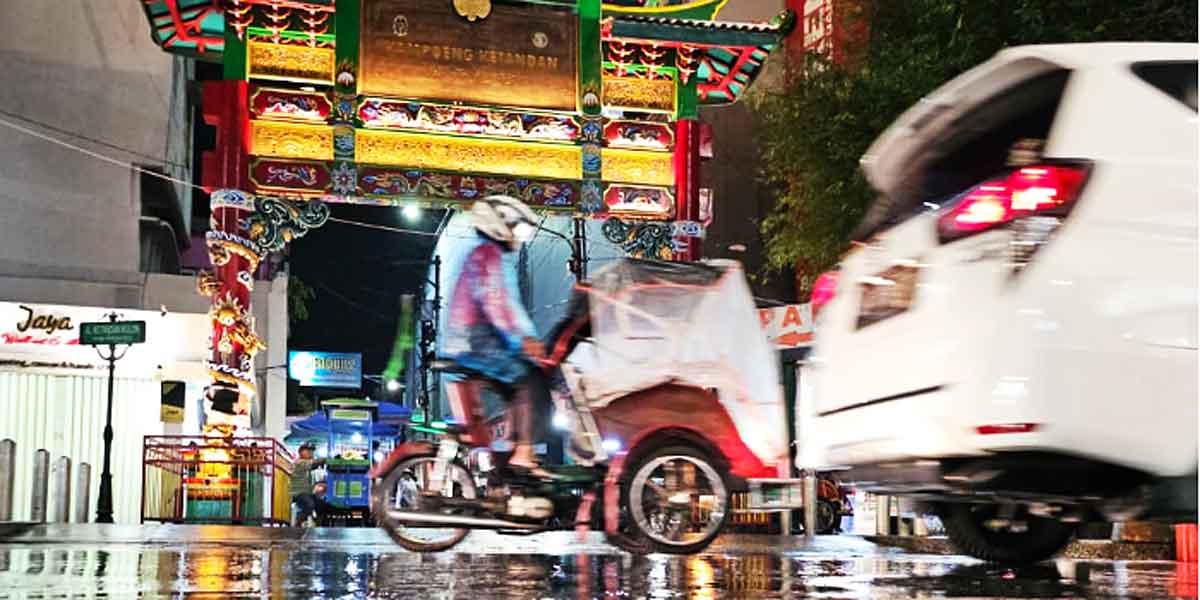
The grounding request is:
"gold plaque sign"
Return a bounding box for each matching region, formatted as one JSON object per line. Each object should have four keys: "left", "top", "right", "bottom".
{"left": 361, "top": 0, "right": 579, "bottom": 111}
{"left": 357, "top": 130, "right": 581, "bottom": 181}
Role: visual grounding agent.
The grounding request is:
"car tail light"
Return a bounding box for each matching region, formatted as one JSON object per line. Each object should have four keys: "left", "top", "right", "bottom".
{"left": 811, "top": 270, "right": 840, "bottom": 318}
{"left": 976, "top": 423, "right": 1040, "bottom": 435}
{"left": 937, "top": 164, "right": 1091, "bottom": 273}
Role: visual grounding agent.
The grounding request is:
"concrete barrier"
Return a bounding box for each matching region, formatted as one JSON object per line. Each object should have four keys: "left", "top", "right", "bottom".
{"left": 30, "top": 450, "right": 49, "bottom": 523}
{"left": 74, "top": 463, "right": 91, "bottom": 524}
{"left": 50, "top": 457, "right": 71, "bottom": 523}
{"left": 0, "top": 439, "right": 14, "bottom": 521}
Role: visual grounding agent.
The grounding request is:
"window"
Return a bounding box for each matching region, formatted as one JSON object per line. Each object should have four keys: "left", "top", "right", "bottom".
{"left": 856, "top": 69, "right": 1072, "bottom": 238}
{"left": 1132, "top": 61, "right": 1198, "bottom": 112}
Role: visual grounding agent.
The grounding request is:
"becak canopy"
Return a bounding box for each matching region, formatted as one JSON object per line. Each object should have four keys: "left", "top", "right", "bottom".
{"left": 569, "top": 258, "right": 787, "bottom": 468}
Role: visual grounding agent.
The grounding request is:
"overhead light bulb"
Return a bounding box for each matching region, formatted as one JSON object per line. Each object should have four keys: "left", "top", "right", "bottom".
{"left": 402, "top": 204, "right": 421, "bottom": 221}
{"left": 386, "top": 379, "right": 402, "bottom": 392}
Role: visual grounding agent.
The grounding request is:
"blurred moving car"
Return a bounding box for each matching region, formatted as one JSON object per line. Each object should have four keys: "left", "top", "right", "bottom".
{"left": 806, "top": 43, "right": 1197, "bottom": 564}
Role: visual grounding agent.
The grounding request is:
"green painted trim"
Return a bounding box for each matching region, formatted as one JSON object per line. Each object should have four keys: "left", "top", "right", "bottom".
{"left": 246, "top": 27, "right": 337, "bottom": 45}
{"left": 223, "top": 22, "right": 247, "bottom": 80}
{"left": 602, "top": 0, "right": 726, "bottom": 20}
{"left": 579, "top": 0, "right": 603, "bottom": 116}
{"left": 335, "top": 0, "right": 361, "bottom": 95}
{"left": 609, "top": 19, "right": 782, "bottom": 47}
{"left": 601, "top": 62, "right": 677, "bottom": 77}
{"left": 677, "top": 74, "right": 698, "bottom": 119}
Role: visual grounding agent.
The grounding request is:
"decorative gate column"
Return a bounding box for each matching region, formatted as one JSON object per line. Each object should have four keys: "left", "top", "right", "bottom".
{"left": 198, "top": 191, "right": 329, "bottom": 429}
{"left": 672, "top": 118, "right": 702, "bottom": 262}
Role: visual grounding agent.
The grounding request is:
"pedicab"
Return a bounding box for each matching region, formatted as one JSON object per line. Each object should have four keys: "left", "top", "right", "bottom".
{"left": 369, "top": 258, "right": 803, "bottom": 554}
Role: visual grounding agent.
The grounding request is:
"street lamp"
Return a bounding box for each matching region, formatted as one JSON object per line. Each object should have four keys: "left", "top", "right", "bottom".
{"left": 402, "top": 204, "right": 421, "bottom": 221}
{"left": 386, "top": 379, "right": 402, "bottom": 393}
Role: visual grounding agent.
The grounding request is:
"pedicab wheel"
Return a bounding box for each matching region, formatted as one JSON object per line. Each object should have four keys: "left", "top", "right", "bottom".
{"left": 624, "top": 445, "right": 730, "bottom": 555}
{"left": 941, "top": 502, "right": 1077, "bottom": 564}
{"left": 372, "top": 455, "right": 477, "bottom": 552}
{"left": 814, "top": 499, "right": 839, "bottom": 535}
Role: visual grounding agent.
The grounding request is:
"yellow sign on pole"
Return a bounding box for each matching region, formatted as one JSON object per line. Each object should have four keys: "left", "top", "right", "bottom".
{"left": 161, "top": 381, "right": 185, "bottom": 424}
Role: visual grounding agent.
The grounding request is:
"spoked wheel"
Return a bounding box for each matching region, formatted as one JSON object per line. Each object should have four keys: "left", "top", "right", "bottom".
{"left": 625, "top": 446, "right": 730, "bottom": 554}
{"left": 814, "top": 499, "right": 839, "bottom": 534}
{"left": 942, "top": 502, "right": 1077, "bottom": 564}
{"left": 372, "top": 455, "right": 477, "bottom": 552}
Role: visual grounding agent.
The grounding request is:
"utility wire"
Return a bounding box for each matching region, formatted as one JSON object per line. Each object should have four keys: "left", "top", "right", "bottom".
{"left": 0, "top": 107, "right": 191, "bottom": 170}
{"left": 0, "top": 111, "right": 548, "bottom": 243}
{"left": 326, "top": 216, "right": 440, "bottom": 237}
{"left": 0, "top": 113, "right": 195, "bottom": 190}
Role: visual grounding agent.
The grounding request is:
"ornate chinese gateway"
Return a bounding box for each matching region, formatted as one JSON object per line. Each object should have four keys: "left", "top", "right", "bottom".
{"left": 138, "top": 0, "right": 792, "bottom": 418}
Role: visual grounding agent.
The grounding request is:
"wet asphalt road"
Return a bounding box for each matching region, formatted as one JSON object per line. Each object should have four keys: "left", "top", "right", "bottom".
{"left": 0, "top": 532, "right": 1194, "bottom": 599}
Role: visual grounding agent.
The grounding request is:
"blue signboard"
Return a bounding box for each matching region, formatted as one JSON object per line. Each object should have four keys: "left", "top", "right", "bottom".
{"left": 289, "top": 351, "right": 362, "bottom": 388}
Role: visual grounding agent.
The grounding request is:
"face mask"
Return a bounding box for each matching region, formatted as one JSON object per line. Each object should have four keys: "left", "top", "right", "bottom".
{"left": 512, "top": 222, "right": 536, "bottom": 243}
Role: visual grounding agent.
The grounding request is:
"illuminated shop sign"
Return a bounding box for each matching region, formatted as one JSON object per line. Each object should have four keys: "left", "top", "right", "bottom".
{"left": 289, "top": 351, "right": 363, "bottom": 388}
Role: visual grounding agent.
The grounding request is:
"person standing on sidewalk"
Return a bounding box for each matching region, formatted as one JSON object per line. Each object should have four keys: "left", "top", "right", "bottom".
{"left": 290, "top": 442, "right": 325, "bottom": 526}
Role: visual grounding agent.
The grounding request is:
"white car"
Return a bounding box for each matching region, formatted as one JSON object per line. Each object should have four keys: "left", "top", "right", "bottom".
{"left": 806, "top": 43, "right": 1197, "bottom": 564}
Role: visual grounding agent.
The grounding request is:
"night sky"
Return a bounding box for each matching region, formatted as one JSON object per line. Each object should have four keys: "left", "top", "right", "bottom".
{"left": 286, "top": 204, "right": 446, "bottom": 387}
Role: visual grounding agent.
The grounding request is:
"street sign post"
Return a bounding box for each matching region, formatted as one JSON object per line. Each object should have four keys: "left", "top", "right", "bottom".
{"left": 79, "top": 321, "right": 146, "bottom": 345}
{"left": 80, "top": 315, "right": 145, "bottom": 523}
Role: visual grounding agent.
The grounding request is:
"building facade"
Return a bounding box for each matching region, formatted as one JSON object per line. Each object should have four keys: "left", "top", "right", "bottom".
{"left": 0, "top": 3, "right": 288, "bottom": 524}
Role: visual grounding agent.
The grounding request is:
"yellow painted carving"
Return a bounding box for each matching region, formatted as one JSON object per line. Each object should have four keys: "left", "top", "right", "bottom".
{"left": 250, "top": 121, "right": 334, "bottom": 160}
{"left": 247, "top": 41, "right": 335, "bottom": 85}
{"left": 356, "top": 130, "right": 582, "bottom": 181}
{"left": 602, "top": 148, "right": 675, "bottom": 186}
{"left": 603, "top": 77, "right": 676, "bottom": 113}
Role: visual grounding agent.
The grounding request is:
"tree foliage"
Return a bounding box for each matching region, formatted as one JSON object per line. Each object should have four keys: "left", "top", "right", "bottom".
{"left": 287, "top": 275, "right": 316, "bottom": 326}
{"left": 751, "top": 0, "right": 1196, "bottom": 298}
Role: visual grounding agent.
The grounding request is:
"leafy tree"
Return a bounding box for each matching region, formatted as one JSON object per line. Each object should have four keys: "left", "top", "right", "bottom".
{"left": 287, "top": 275, "right": 316, "bottom": 330}
{"left": 751, "top": 0, "right": 1196, "bottom": 299}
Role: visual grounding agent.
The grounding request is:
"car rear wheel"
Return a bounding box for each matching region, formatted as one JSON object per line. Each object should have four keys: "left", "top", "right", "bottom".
{"left": 942, "top": 502, "right": 1077, "bottom": 564}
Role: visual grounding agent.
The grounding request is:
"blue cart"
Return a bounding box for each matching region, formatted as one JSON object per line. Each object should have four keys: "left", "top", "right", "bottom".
{"left": 323, "top": 400, "right": 378, "bottom": 512}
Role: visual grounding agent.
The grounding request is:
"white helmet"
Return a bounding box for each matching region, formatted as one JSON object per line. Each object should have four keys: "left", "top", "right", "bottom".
{"left": 471, "top": 195, "right": 539, "bottom": 250}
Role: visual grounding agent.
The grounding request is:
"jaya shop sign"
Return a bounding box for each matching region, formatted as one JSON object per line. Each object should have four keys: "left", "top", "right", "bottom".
{"left": 3, "top": 304, "right": 81, "bottom": 346}
{"left": 759, "top": 303, "right": 814, "bottom": 348}
{"left": 0, "top": 301, "right": 208, "bottom": 366}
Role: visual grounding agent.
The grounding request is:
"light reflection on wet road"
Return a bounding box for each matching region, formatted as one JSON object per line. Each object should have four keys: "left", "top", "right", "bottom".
{"left": 0, "top": 533, "right": 1194, "bottom": 599}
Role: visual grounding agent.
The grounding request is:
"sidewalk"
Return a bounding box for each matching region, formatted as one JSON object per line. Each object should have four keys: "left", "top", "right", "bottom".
{"left": 0, "top": 523, "right": 396, "bottom": 547}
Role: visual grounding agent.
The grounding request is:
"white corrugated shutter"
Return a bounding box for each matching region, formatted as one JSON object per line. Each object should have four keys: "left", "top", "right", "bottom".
{"left": 0, "top": 370, "right": 161, "bottom": 524}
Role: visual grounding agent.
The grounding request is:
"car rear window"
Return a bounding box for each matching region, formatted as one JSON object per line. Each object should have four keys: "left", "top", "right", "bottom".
{"left": 854, "top": 69, "right": 1071, "bottom": 240}
{"left": 1132, "top": 61, "right": 1198, "bottom": 112}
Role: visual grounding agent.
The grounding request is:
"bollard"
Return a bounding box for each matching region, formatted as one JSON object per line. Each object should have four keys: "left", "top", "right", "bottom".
{"left": 50, "top": 457, "right": 71, "bottom": 523}
{"left": 0, "top": 439, "right": 14, "bottom": 521}
{"left": 875, "top": 495, "right": 891, "bottom": 535}
{"left": 30, "top": 450, "right": 49, "bottom": 522}
{"left": 803, "top": 471, "right": 817, "bottom": 538}
{"left": 73, "top": 463, "right": 91, "bottom": 524}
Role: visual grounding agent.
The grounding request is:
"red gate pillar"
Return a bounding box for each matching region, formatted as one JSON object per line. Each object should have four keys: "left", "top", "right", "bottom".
{"left": 199, "top": 81, "right": 260, "bottom": 426}
{"left": 673, "top": 118, "right": 702, "bottom": 262}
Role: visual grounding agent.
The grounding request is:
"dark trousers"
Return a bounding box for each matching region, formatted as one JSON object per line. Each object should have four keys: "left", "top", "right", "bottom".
{"left": 293, "top": 493, "right": 319, "bottom": 523}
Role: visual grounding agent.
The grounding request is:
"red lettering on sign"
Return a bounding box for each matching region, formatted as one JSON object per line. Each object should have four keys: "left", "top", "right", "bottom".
{"left": 2, "top": 332, "right": 80, "bottom": 345}
{"left": 758, "top": 309, "right": 773, "bottom": 328}
{"left": 781, "top": 305, "right": 804, "bottom": 328}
